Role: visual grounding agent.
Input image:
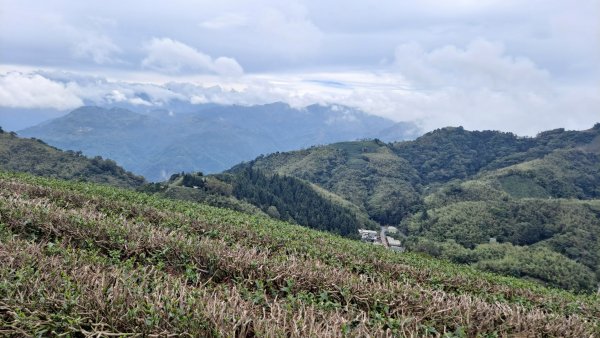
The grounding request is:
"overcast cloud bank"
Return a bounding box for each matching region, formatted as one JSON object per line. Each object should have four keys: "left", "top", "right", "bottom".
{"left": 1, "top": 0, "right": 598, "bottom": 135}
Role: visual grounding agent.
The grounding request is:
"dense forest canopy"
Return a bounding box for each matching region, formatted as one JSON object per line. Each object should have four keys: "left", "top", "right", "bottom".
{"left": 139, "top": 168, "right": 377, "bottom": 237}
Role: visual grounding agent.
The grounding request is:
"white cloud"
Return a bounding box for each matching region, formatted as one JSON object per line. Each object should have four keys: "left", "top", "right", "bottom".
{"left": 213, "top": 57, "right": 245, "bottom": 77}
{"left": 142, "top": 38, "right": 213, "bottom": 73}
{"left": 0, "top": 72, "right": 83, "bottom": 110}
{"left": 105, "top": 89, "right": 126, "bottom": 102}
{"left": 66, "top": 78, "right": 186, "bottom": 106}
{"left": 71, "top": 33, "right": 122, "bottom": 64}
{"left": 1, "top": 63, "right": 598, "bottom": 136}
{"left": 3, "top": 70, "right": 187, "bottom": 107}
{"left": 195, "top": 3, "right": 323, "bottom": 64}
{"left": 1, "top": 0, "right": 598, "bottom": 80}
{"left": 252, "top": 6, "right": 323, "bottom": 60}
{"left": 378, "top": 39, "right": 567, "bottom": 132}
{"left": 128, "top": 97, "right": 152, "bottom": 106}
{"left": 141, "top": 38, "right": 244, "bottom": 76}
{"left": 200, "top": 13, "right": 248, "bottom": 30}
{"left": 393, "top": 39, "right": 551, "bottom": 91}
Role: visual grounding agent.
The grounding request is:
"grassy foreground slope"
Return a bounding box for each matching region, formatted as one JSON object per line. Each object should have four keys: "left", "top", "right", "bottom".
{"left": 0, "top": 172, "right": 598, "bottom": 337}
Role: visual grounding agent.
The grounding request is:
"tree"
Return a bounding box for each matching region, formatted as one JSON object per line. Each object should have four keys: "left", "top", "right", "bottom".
{"left": 266, "top": 205, "right": 281, "bottom": 219}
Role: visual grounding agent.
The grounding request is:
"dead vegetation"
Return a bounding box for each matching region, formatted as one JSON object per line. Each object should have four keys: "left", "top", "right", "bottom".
{"left": 0, "top": 174, "right": 598, "bottom": 337}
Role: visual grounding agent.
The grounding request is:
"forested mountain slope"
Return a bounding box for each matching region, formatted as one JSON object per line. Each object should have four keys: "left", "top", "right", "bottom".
{"left": 139, "top": 169, "right": 377, "bottom": 237}
{"left": 0, "top": 127, "right": 144, "bottom": 188}
{"left": 390, "top": 125, "right": 600, "bottom": 184}
{"left": 401, "top": 148, "right": 600, "bottom": 291}
{"left": 0, "top": 172, "right": 597, "bottom": 336}
{"left": 231, "top": 140, "right": 423, "bottom": 225}
{"left": 235, "top": 124, "right": 600, "bottom": 224}
{"left": 230, "top": 124, "right": 600, "bottom": 291}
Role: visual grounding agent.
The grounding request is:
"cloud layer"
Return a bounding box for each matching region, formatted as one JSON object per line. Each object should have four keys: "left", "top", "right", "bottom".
{"left": 394, "top": 39, "right": 551, "bottom": 91}
{"left": 2, "top": 38, "right": 598, "bottom": 136}
{"left": 0, "top": 72, "right": 83, "bottom": 109}
{"left": 0, "top": 0, "right": 598, "bottom": 135}
{"left": 141, "top": 38, "right": 243, "bottom": 76}
{"left": 5, "top": 0, "right": 595, "bottom": 75}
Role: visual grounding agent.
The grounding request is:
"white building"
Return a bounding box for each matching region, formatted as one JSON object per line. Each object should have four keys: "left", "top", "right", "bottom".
{"left": 386, "top": 226, "right": 399, "bottom": 234}
{"left": 358, "top": 229, "right": 379, "bottom": 242}
{"left": 386, "top": 236, "right": 401, "bottom": 247}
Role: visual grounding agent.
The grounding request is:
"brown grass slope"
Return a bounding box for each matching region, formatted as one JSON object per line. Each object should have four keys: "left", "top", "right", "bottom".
{"left": 0, "top": 173, "right": 598, "bottom": 337}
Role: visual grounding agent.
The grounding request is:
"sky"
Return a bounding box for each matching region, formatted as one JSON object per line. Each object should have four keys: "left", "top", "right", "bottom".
{"left": 0, "top": 0, "right": 599, "bottom": 135}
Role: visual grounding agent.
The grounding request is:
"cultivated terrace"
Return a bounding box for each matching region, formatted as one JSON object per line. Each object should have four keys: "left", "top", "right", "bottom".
{"left": 0, "top": 172, "right": 598, "bottom": 337}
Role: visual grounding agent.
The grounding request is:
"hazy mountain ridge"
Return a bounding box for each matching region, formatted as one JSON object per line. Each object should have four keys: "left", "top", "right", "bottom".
{"left": 19, "top": 104, "right": 420, "bottom": 181}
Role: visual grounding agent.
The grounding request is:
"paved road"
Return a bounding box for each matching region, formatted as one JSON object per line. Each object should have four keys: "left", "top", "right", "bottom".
{"left": 380, "top": 227, "right": 389, "bottom": 248}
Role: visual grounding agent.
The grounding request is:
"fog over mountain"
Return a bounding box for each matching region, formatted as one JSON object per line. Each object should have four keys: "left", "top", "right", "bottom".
{"left": 1, "top": 1, "right": 599, "bottom": 135}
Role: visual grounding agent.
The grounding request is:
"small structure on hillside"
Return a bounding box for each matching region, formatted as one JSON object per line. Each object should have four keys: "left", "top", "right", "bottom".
{"left": 358, "top": 229, "right": 379, "bottom": 242}
{"left": 386, "top": 226, "right": 399, "bottom": 234}
{"left": 387, "top": 236, "right": 401, "bottom": 247}
{"left": 386, "top": 236, "right": 404, "bottom": 252}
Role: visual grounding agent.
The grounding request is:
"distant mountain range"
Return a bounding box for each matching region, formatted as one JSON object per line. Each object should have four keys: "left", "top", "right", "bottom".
{"left": 19, "top": 103, "right": 420, "bottom": 181}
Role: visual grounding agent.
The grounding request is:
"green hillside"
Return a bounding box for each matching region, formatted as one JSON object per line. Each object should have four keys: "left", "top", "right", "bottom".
{"left": 401, "top": 149, "right": 600, "bottom": 291}
{"left": 1, "top": 172, "right": 598, "bottom": 336}
{"left": 391, "top": 125, "right": 600, "bottom": 184}
{"left": 231, "top": 140, "right": 423, "bottom": 225}
{"left": 229, "top": 124, "right": 600, "bottom": 291}
{"left": 492, "top": 149, "right": 600, "bottom": 199}
{"left": 140, "top": 169, "right": 377, "bottom": 237}
{"left": 240, "top": 125, "right": 600, "bottom": 214}
{"left": 0, "top": 128, "right": 144, "bottom": 188}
